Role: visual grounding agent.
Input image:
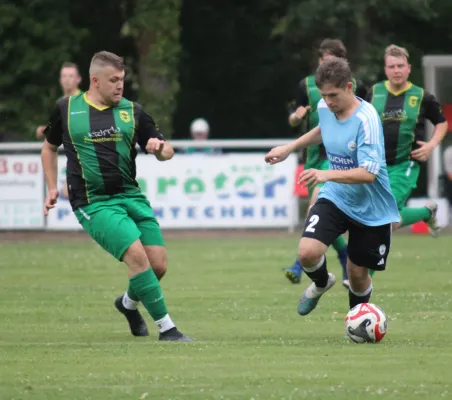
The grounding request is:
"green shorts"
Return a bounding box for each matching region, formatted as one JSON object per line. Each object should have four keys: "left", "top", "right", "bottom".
{"left": 306, "top": 159, "right": 329, "bottom": 198}
{"left": 74, "top": 193, "right": 164, "bottom": 261}
{"left": 387, "top": 161, "right": 420, "bottom": 210}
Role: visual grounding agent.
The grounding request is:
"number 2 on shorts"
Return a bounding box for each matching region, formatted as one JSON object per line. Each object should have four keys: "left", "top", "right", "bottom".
{"left": 305, "top": 214, "right": 319, "bottom": 233}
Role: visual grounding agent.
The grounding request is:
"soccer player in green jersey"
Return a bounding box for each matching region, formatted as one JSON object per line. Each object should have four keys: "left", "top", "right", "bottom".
{"left": 283, "top": 39, "right": 368, "bottom": 288}
{"left": 367, "top": 45, "right": 448, "bottom": 252}
{"left": 36, "top": 62, "right": 82, "bottom": 139}
{"left": 41, "top": 51, "right": 191, "bottom": 342}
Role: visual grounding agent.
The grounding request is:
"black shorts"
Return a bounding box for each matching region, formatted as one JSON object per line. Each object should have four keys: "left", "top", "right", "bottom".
{"left": 302, "top": 198, "right": 392, "bottom": 271}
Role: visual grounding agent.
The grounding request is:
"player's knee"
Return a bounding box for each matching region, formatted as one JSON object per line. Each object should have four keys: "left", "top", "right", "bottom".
{"left": 127, "top": 252, "right": 149, "bottom": 274}
{"left": 151, "top": 258, "right": 167, "bottom": 280}
{"left": 298, "top": 247, "right": 322, "bottom": 268}
{"left": 145, "top": 246, "right": 167, "bottom": 280}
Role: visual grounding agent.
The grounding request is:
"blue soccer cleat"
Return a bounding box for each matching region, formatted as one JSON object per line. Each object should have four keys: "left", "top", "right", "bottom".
{"left": 283, "top": 259, "right": 302, "bottom": 284}
{"left": 297, "top": 273, "right": 336, "bottom": 316}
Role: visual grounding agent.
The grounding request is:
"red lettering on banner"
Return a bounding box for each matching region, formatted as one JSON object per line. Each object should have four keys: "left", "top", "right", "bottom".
{"left": 13, "top": 162, "right": 23, "bottom": 174}
{"left": 28, "top": 162, "right": 39, "bottom": 174}
{"left": 0, "top": 159, "right": 7, "bottom": 174}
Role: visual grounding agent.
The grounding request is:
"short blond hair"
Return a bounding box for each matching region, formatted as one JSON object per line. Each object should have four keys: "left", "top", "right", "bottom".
{"left": 385, "top": 45, "right": 409, "bottom": 61}
{"left": 89, "top": 51, "right": 124, "bottom": 75}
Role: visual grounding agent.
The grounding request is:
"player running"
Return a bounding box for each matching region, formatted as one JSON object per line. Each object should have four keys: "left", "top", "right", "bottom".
{"left": 41, "top": 51, "right": 191, "bottom": 342}
{"left": 367, "top": 45, "right": 448, "bottom": 240}
{"left": 284, "top": 39, "right": 367, "bottom": 289}
{"left": 266, "top": 57, "right": 399, "bottom": 316}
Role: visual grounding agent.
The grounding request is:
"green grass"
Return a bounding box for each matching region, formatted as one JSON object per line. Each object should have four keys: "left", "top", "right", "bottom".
{"left": 1, "top": 233, "right": 452, "bottom": 400}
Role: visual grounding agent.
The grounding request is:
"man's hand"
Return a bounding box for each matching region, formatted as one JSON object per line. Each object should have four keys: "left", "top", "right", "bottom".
{"left": 298, "top": 168, "right": 329, "bottom": 187}
{"left": 293, "top": 105, "right": 311, "bottom": 120}
{"left": 146, "top": 138, "right": 165, "bottom": 155}
{"left": 411, "top": 140, "right": 435, "bottom": 162}
{"left": 265, "top": 145, "right": 291, "bottom": 165}
{"left": 44, "top": 188, "right": 59, "bottom": 216}
{"left": 36, "top": 125, "right": 46, "bottom": 139}
{"left": 289, "top": 106, "right": 311, "bottom": 126}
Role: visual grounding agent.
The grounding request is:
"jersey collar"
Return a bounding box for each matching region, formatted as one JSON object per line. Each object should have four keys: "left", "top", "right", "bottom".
{"left": 83, "top": 92, "right": 110, "bottom": 111}
{"left": 385, "top": 81, "right": 412, "bottom": 96}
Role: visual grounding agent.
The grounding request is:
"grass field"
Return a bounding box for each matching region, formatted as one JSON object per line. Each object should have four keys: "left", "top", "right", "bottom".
{"left": 1, "top": 232, "right": 452, "bottom": 400}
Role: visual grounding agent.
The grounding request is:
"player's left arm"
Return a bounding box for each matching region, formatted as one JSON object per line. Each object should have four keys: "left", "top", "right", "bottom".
{"left": 411, "top": 91, "right": 448, "bottom": 162}
{"left": 136, "top": 106, "right": 174, "bottom": 161}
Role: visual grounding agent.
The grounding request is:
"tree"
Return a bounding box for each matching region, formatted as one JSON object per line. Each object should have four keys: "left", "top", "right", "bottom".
{"left": 0, "top": 0, "right": 87, "bottom": 140}
{"left": 122, "top": 0, "right": 182, "bottom": 137}
{"left": 272, "top": 0, "right": 444, "bottom": 84}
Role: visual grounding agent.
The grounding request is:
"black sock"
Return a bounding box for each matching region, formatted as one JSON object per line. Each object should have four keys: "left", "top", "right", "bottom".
{"left": 302, "top": 255, "right": 329, "bottom": 288}
{"left": 349, "top": 284, "right": 373, "bottom": 309}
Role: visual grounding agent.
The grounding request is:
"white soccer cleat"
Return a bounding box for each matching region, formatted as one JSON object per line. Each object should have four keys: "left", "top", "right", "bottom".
{"left": 425, "top": 201, "right": 440, "bottom": 238}
{"left": 297, "top": 273, "right": 336, "bottom": 316}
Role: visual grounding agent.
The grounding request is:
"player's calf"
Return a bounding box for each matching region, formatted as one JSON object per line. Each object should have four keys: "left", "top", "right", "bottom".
{"left": 298, "top": 238, "right": 329, "bottom": 288}
{"left": 347, "top": 261, "right": 373, "bottom": 309}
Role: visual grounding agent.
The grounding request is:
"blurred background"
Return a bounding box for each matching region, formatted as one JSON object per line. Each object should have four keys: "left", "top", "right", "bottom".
{"left": 2, "top": 0, "right": 452, "bottom": 228}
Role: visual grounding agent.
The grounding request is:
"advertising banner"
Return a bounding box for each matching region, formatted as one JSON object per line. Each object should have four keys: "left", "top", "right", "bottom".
{"left": 0, "top": 155, "right": 44, "bottom": 229}
{"left": 47, "top": 153, "right": 299, "bottom": 230}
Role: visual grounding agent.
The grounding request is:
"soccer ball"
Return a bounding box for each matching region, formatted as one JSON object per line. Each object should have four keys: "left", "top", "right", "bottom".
{"left": 345, "top": 303, "right": 388, "bottom": 343}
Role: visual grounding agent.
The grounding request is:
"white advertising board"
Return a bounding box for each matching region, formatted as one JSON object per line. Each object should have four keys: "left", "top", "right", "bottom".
{"left": 0, "top": 155, "right": 44, "bottom": 229}
{"left": 47, "top": 153, "right": 299, "bottom": 230}
{"left": 46, "top": 156, "right": 83, "bottom": 230}
{"left": 137, "top": 153, "right": 298, "bottom": 229}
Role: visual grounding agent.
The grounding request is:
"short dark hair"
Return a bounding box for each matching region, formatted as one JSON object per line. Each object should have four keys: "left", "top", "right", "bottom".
{"left": 315, "top": 57, "right": 352, "bottom": 89}
{"left": 318, "top": 39, "right": 347, "bottom": 59}
{"left": 61, "top": 62, "right": 80, "bottom": 74}
{"left": 89, "top": 51, "right": 124, "bottom": 73}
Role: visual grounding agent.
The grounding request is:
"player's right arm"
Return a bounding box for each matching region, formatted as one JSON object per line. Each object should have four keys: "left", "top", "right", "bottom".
{"left": 265, "top": 126, "right": 322, "bottom": 165}
{"left": 288, "top": 78, "right": 311, "bottom": 127}
{"left": 41, "top": 103, "right": 63, "bottom": 215}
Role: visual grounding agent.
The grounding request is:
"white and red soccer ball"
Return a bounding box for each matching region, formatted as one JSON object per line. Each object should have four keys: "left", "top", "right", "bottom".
{"left": 345, "top": 303, "right": 388, "bottom": 343}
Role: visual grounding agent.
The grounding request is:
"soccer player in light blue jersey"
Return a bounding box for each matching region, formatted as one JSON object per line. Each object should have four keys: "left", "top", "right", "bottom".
{"left": 265, "top": 57, "right": 399, "bottom": 315}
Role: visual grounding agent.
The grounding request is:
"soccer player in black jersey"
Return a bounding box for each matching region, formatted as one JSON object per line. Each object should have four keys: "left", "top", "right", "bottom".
{"left": 367, "top": 45, "right": 448, "bottom": 276}
{"left": 41, "top": 51, "right": 191, "bottom": 342}
{"left": 36, "top": 62, "right": 82, "bottom": 139}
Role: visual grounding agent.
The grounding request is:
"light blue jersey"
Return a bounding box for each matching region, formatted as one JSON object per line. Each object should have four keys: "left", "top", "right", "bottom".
{"left": 317, "top": 97, "right": 400, "bottom": 226}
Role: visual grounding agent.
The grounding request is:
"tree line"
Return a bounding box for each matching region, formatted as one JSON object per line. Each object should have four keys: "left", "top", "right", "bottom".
{"left": 1, "top": 0, "right": 451, "bottom": 141}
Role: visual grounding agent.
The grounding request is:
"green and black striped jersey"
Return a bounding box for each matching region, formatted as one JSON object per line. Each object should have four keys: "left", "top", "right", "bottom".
{"left": 367, "top": 81, "right": 446, "bottom": 165}
{"left": 44, "top": 92, "right": 164, "bottom": 210}
{"left": 290, "top": 75, "right": 367, "bottom": 167}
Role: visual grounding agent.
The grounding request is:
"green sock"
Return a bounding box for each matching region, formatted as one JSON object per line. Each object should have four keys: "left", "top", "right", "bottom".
{"left": 369, "top": 269, "right": 375, "bottom": 277}
{"left": 332, "top": 235, "right": 347, "bottom": 253}
{"left": 400, "top": 207, "right": 431, "bottom": 228}
{"left": 127, "top": 284, "right": 139, "bottom": 302}
{"left": 129, "top": 269, "right": 168, "bottom": 321}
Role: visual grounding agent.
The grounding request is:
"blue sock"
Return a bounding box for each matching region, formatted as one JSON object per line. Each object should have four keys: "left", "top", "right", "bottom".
{"left": 338, "top": 248, "right": 348, "bottom": 280}
{"left": 291, "top": 258, "right": 303, "bottom": 273}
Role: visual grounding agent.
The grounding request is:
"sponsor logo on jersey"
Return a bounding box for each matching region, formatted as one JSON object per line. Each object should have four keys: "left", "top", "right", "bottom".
{"left": 327, "top": 152, "right": 358, "bottom": 171}
{"left": 380, "top": 109, "right": 407, "bottom": 121}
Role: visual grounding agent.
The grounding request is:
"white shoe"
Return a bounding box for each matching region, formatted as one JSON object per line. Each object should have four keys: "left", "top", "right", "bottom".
{"left": 297, "top": 273, "right": 336, "bottom": 316}
{"left": 425, "top": 201, "right": 440, "bottom": 237}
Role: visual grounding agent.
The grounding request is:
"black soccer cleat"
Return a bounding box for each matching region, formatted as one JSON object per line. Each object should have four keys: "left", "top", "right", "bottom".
{"left": 158, "top": 327, "right": 193, "bottom": 342}
{"left": 114, "top": 295, "right": 149, "bottom": 337}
